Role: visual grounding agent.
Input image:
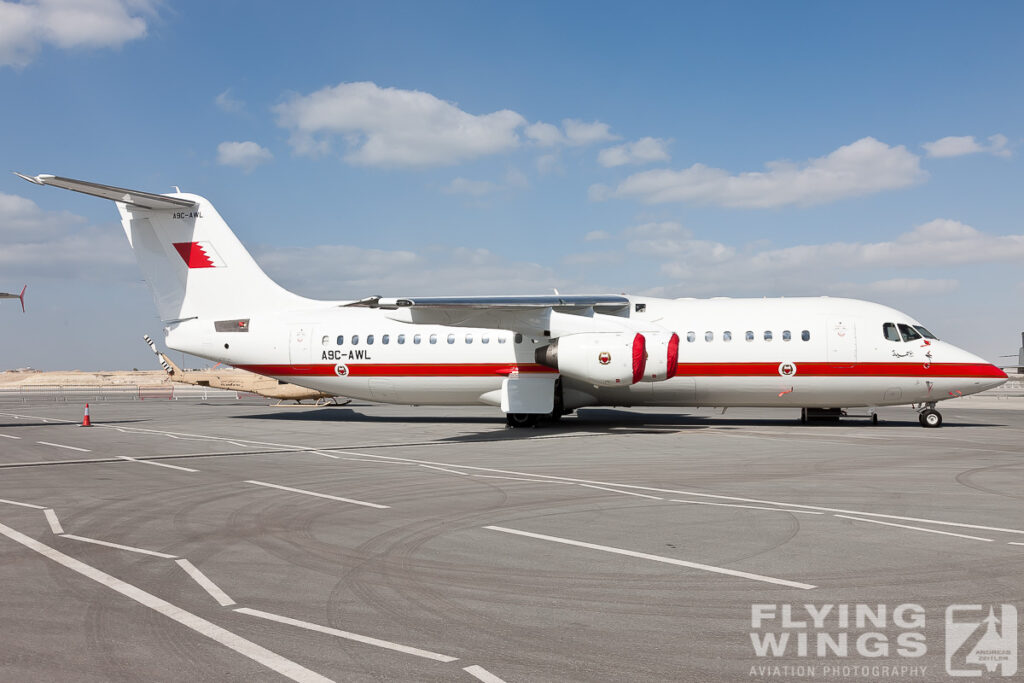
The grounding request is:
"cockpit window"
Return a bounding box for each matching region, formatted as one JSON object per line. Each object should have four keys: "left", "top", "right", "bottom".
{"left": 897, "top": 323, "right": 922, "bottom": 342}
{"left": 914, "top": 325, "right": 938, "bottom": 340}
{"left": 882, "top": 322, "right": 901, "bottom": 342}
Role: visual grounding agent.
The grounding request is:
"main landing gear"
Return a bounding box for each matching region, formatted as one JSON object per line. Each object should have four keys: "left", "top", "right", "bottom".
{"left": 917, "top": 402, "right": 942, "bottom": 428}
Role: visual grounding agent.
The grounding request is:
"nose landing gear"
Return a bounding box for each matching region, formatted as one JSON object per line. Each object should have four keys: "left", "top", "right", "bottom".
{"left": 917, "top": 402, "right": 942, "bottom": 428}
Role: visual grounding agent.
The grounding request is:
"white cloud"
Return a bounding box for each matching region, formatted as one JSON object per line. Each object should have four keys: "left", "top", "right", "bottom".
{"left": 622, "top": 221, "right": 689, "bottom": 238}
{"left": 598, "top": 137, "right": 671, "bottom": 167}
{"left": 835, "top": 278, "right": 959, "bottom": 296}
{"left": 443, "top": 177, "right": 499, "bottom": 196}
{"left": 214, "top": 88, "right": 244, "bottom": 113}
{"left": 601, "top": 137, "right": 926, "bottom": 208}
{"left": 525, "top": 122, "right": 564, "bottom": 147}
{"left": 0, "top": 192, "right": 134, "bottom": 280}
{"left": 922, "top": 134, "right": 1011, "bottom": 158}
{"left": 0, "top": 0, "right": 153, "bottom": 68}
{"left": 584, "top": 230, "right": 611, "bottom": 241}
{"left": 562, "top": 119, "right": 617, "bottom": 146}
{"left": 216, "top": 141, "right": 273, "bottom": 172}
{"left": 274, "top": 81, "right": 527, "bottom": 167}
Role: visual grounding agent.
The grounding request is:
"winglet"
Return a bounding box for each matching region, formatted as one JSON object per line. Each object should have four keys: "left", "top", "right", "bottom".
{"left": 12, "top": 172, "right": 46, "bottom": 185}
{"left": 18, "top": 285, "right": 25, "bottom": 313}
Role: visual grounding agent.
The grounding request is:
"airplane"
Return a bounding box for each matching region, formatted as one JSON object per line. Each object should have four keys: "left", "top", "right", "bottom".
{"left": 143, "top": 334, "right": 340, "bottom": 404}
{"left": 16, "top": 172, "right": 1008, "bottom": 429}
{"left": 0, "top": 285, "right": 26, "bottom": 312}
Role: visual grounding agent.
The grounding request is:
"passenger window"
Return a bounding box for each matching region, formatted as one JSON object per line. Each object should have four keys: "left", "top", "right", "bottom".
{"left": 705, "top": 331, "right": 714, "bottom": 342}
{"left": 397, "top": 334, "right": 405, "bottom": 344}
{"left": 382, "top": 334, "right": 389, "bottom": 345}
{"left": 723, "top": 331, "right": 732, "bottom": 342}
{"left": 429, "top": 334, "right": 437, "bottom": 344}
{"left": 515, "top": 333, "right": 523, "bottom": 344}
{"left": 883, "top": 322, "right": 901, "bottom": 342}
{"left": 498, "top": 336, "right": 507, "bottom": 344}
{"left": 413, "top": 334, "right": 421, "bottom": 344}
{"left": 351, "top": 334, "right": 359, "bottom": 345}
{"left": 801, "top": 330, "right": 810, "bottom": 342}
{"left": 321, "top": 335, "right": 330, "bottom": 345}
{"left": 914, "top": 326, "right": 938, "bottom": 340}
{"left": 782, "top": 330, "right": 791, "bottom": 341}
{"left": 745, "top": 330, "right": 754, "bottom": 341}
{"left": 336, "top": 335, "right": 344, "bottom": 345}
{"left": 447, "top": 334, "right": 456, "bottom": 344}
{"left": 898, "top": 323, "right": 922, "bottom": 342}
{"left": 764, "top": 330, "right": 773, "bottom": 341}
{"left": 465, "top": 333, "right": 473, "bottom": 344}
{"left": 686, "top": 331, "right": 696, "bottom": 342}
{"left": 367, "top": 334, "right": 374, "bottom": 345}
{"left": 482, "top": 335, "right": 490, "bottom": 344}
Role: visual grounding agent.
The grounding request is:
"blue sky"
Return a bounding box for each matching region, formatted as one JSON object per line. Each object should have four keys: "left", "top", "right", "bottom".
{"left": 1, "top": 1, "right": 1022, "bottom": 369}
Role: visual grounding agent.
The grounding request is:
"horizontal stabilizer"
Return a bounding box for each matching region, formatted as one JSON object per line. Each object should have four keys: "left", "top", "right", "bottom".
{"left": 14, "top": 173, "right": 195, "bottom": 210}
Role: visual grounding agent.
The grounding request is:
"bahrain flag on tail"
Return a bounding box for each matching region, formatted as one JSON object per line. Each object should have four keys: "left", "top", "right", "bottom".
{"left": 173, "top": 241, "right": 226, "bottom": 268}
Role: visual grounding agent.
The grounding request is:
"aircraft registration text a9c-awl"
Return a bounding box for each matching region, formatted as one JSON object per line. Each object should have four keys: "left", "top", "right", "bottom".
{"left": 17, "top": 172, "right": 1007, "bottom": 428}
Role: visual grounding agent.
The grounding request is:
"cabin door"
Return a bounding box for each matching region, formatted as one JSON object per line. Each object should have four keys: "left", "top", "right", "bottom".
{"left": 826, "top": 319, "right": 857, "bottom": 365}
{"left": 289, "top": 325, "right": 313, "bottom": 368}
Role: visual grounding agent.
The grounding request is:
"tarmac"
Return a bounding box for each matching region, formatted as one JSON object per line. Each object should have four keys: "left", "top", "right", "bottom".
{"left": 0, "top": 400, "right": 1021, "bottom": 682}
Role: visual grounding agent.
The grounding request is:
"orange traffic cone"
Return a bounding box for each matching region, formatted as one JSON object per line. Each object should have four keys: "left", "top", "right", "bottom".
{"left": 80, "top": 403, "right": 92, "bottom": 427}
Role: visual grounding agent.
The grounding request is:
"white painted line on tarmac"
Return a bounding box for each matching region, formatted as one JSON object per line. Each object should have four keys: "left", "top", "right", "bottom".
{"left": 60, "top": 533, "right": 178, "bottom": 558}
{"left": 116, "top": 455, "right": 198, "bottom": 473}
{"left": 37, "top": 441, "right": 90, "bottom": 452}
{"left": 1009, "top": 541, "right": 1024, "bottom": 546}
{"left": 473, "top": 475, "right": 570, "bottom": 484}
{"left": 309, "top": 451, "right": 340, "bottom": 459}
{"left": 580, "top": 484, "right": 663, "bottom": 500}
{"left": 463, "top": 664, "right": 507, "bottom": 682}
{"left": 0, "top": 497, "right": 45, "bottom": 510}
{"left": 420, "top": 464, "right": 470, "bottom": 476}
{"left": 43, "top": 509, "right": 64, "bottom": 534}
{"left": 834, "top": 514, "right": 994, "bottom": 542}
{"left": 0, "top": 433, "right": 20, "bottom": 439}
{"left": 244, "top": 481, "right": 389, "bottom": 509}
{"left": 235, "top": 607, "right": 458, "bottom": 663}
{"left": 0, "top": 521, "right": 332, "bottom": 683}
{"left": 485, "top": 525, "right": 816, "bottom": 590}
{"left": 670, "top": 499, "right": 824, "bottom": 515}
{"left": 176, "top": 559, "right": 235, "bottom": 606}
{"left": 332, "top": 451, "right": 1024, "bottom": 537}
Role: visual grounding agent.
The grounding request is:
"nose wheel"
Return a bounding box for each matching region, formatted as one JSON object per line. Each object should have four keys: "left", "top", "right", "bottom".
{"left": 918, "top": 406, "right": 942, "bottom": 428}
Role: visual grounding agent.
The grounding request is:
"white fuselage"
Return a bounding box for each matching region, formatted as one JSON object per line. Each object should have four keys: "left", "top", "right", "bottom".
{"left": 165, "top": 296, "right": 1006, "bottom": 411}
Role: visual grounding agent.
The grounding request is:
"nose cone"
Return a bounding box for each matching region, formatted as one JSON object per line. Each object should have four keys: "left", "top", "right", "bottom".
{"left": 947, "top": 344, "right": 1008, "bottom": 393}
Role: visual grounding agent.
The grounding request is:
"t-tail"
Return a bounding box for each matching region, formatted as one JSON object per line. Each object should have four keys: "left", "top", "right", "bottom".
{"left": 15, "top": 173, "right": 319, "bottom": 324}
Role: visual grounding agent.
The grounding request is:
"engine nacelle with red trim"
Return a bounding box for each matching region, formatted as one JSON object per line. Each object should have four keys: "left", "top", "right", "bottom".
{"left": 638, "top": 331, "right": 679, "bottom": 382}
{"left": 536, "top": 332, "right": 646, "bottom": 387}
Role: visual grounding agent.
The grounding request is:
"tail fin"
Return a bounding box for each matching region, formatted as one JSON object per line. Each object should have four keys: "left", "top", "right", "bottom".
{"left": 144, "top": 334, "right": 180, "bottom": 375}
{"left": 17, "top": 173, "right": 317, "bottom": 322}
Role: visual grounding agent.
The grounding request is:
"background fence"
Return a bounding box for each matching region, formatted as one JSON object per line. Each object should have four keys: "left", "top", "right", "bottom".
{"left": 0, "top": 384, "right": 263, "bottom": 404}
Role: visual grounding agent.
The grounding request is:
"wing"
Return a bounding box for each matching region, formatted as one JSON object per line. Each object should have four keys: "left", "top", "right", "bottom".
{"left": 0, "top": 285, "right": 26, "bottom": 312}
{"left": 347, "top": 294, "right": 634, "bottom": 336}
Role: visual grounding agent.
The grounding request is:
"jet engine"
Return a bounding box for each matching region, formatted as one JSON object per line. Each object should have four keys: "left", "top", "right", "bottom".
{"left": 638, "top": 331, "right": 679, "bottom": 382}
{"left": 536, "top": 332, "right": 646, "bottom": 387}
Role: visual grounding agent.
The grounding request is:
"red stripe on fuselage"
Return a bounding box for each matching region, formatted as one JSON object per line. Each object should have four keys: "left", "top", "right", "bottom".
{"left": 234, "top": 361, "right": 1005, "bottom": 379}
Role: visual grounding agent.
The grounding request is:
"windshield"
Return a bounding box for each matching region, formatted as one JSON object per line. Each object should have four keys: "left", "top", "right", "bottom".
{"left": 914, "top": 325, "right": 938, "bottom": 340}
{"left": 898, "top": 323, "right": 922, "bottom": 342}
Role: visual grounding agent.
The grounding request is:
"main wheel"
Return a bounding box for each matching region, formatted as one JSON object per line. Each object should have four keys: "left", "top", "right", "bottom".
{"left": 506, "top": 413, "right": 539, "bottom": 428}
{"left": 919, "top": 409, "right": 942, "bottom": 428}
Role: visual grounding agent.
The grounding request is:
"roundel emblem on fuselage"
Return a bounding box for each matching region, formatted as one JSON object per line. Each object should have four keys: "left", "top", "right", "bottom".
{"left": 778, "top": 362, "right": 797, "bottom": 377}
{"left": 334, "top": 363, "right": 350, "bottom": 377}
{"left": 598, "top": 351, "right": 612, "bottom": 365}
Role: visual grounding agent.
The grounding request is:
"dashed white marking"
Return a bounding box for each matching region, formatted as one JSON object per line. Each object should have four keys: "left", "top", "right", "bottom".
{"left": 485, "top": 525, "right": 816, "bottom": 590}
{"left": 328, "top": 451, "right": 1024, "bottom": 536}
{"left": 464, "top": 664, "right": 507, "bottom": 682}
{"left": 37, "top": 441, "right": 90, "bottom": 452}
{"left": 176, "top": 559, "right": 235, "bottom": 606}
{"left": 244, "top": 481, "right": 389, "bottom": 509}
{"left": 0, "top": 497, "right": 45, "bottom": 510}
{"left": 834, "top": 514, "right": 994, "bottom": 542}
{"left": 419, "top": 464, "right": 470, "bottom": 476}
{"left": 1009, "top": 541, "right": 1024, "bottom": 546}
{"left": 115, "top": 455, "right": 198, "bottom": 473}
{"left": 0, "top": 521, "right": 331, "bottom": 683}
{"left": 60, "top": 533, "right": 178, "bottom": 558}
{"left": 236, "top": 607, "right": 458, "bottom": 662}
{"left": 671, "top": 499, "right": 824, "bottom": 515}
{"left": 0, "top": 433, "right": 20, "bottom": 439}
{"left": 473, "top": 475, "right": 569, "bottom": 484}
{"left": 43, "top": 509, "right": 64, "bottom": 534}
{"left": 580, "top": 484, "right": 663, "bottom": 500}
